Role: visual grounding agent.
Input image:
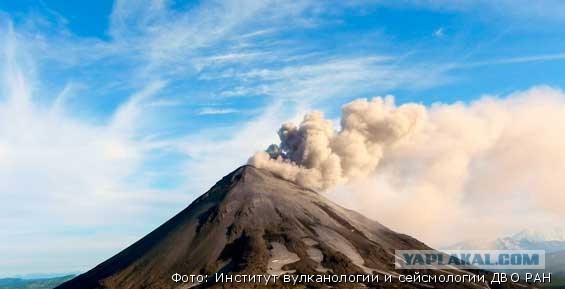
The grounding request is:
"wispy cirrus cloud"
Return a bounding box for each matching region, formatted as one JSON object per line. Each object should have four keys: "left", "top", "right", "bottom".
{"left": 0, "top": 25, "right": 185, "bottom": 275}
{"left": 0, "top": 2, "right": 336, "bottom": 274}
{"left": 457, "top": 52, "right": 565, "bottom": 69}
{"left": 392, "top": 0, "right": 565, "bottom": 22}
{"left": 211, "top": 56, "right": 450, "bottom": 105}
{"left": 198, "top": 108, "right": 240, "bottom": 115}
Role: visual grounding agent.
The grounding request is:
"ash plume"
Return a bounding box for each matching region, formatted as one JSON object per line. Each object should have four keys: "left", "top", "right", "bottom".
{"left": 249, "top": 97, "right": 425, "bottom": 190}
{"left": 249, "top": 87, "right": 565, "bottom": 244}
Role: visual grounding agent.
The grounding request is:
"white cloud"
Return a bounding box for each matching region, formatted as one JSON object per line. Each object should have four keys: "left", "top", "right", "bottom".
{"left": 457, "top": 52, "right": 565, "bottom": 69}
{"left": 107, "top": 0, "right": 308, "bottom": 72}
{"left": 213, "top": 56, "right": 450, "bottom": 104}
{"left": 0, "top": 27, "right": 184, "bottom": 276}
{"left": 433, "top": 27, "right": 444, "bottom": 38}
{"left": 395, "top": 0, "right": 565, "bottom": 22}
{"left": 198, "top": 108, "right": 240, "bottom": 115}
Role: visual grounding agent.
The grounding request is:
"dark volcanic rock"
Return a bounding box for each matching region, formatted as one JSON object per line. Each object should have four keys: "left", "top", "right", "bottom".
{"left": 56, "top": 165, "right": 536, "bottom": 289}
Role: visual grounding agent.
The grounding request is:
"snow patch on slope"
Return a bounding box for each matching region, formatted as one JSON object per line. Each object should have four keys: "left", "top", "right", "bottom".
{"left": 314, "top": 226, "right": 375, "bottom": 274}
{"left": 267, "top": 242, "right": 300, "bottom": 275}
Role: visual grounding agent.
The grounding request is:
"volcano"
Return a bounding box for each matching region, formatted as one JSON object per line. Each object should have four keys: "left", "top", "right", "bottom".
{"left": 56, "top": 165, "right": 534, "bottom": 289}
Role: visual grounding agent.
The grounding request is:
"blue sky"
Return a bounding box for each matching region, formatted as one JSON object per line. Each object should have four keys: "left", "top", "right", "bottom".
{"left": 1, "top": 0, "right": 565, "bottom": 277}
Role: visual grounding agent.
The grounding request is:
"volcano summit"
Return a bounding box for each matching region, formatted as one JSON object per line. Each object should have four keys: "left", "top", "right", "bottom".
{"left": 56, "top": 166, "right": 534, "bottom": 289}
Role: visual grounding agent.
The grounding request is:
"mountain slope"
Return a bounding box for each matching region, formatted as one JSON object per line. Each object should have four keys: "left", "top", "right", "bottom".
{"left": 56, "top": 165, "right": 532, "bottom": 289}
{"left": 546, "top": 250, "right": 565, "bottom": 280}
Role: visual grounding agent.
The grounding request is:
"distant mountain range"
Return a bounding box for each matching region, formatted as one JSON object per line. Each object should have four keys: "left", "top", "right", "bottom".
{"left": 0, "top": 275, "right": 74, "bottom": 289}
{"left": 448, "top": 228, "right": 565, "bottom": 253}
{"left": 447, "top": 228, "right": 565, "bottom": 287}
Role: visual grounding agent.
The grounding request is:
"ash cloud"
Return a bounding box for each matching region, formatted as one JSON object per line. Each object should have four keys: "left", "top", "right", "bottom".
{"left": 249, "top": 96, "right": 426, "bottom": 190}
{"left": 249, "top": 86, "right": 565, "bottom": 244}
